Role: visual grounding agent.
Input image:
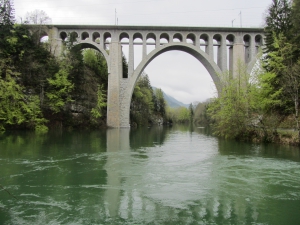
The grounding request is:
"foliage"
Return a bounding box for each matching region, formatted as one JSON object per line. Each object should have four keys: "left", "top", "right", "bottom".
{"left": 167, "top": 106, "right": 191, "bottom": 123}
{"left": 207, "top": 64, "right": 255, "bottom": 139}
{"left": 46, "top": 62, "right": 74, "bottom": 113}
{"left": 193, "top": 101, "right": 211, "bottom": 126}
{"left": 130, "top": 73, "right": 154, "bottom": 126}
{"left": 91, "top": 85, "right": 106, "bottom": 121}
{"left": 0, "top": 62, "right": 47, "bottom": 132}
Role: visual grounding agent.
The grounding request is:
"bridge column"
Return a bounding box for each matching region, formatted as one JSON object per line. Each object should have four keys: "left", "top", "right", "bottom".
{"left": 142, "top": 37, "right": 147, "bottom": 59}
{"left": 49, "top": 27, "right": 63, "bottom": 57}
{"left": 218, "top": 36, "right": 227, "bottom": 72}
{"left": 250, "top": 35, "right": 256, "bottom": 62}
{"left": 107, "top": 41, "right": 123, "bottom": 127}
{"left": 207, "top": 35, "right": 214, "bottom": 61}
{"left": 232, "top": 37, "right": 246, "bottom": 78}
{"left": 195, "top": 37, "right": 200, "bottom": 50}
{"left": 128, "top": 36, "right": 134, "bottom": 76}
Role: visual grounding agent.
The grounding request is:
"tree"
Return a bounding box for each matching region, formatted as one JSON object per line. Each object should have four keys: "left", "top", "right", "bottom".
{"left": 24, "top": 9, "right": 51, "bottom": 25}
{"left": 207, "top": 63, "right": 255, "bottom": 140}
{"left": 188, "top": 103, "right": 194, "bottom": 121}
{"left": 130, "top": 73, "right": 154, "bottom": 126}
{"left": 24, "top": 9, "right": 52, "bottom": 45}
{"left": 291, "top": 0, "right": 300, "bottom": 58}
{"left": 90, "top": 85, "right": 106, "bottom": 123}
{"left": 154, "top": 88, "right": 166, "bottom": 118}
{"left": 0, "top": 0, "right": 14, "bottom": 26}
{"left": 263, "top": 0, "right": 292, "bottom": 57}
{"left": 46, "top": 62, "right": 74, "bottom": 113}
{"left": 0, "top": 60, "right": 47, "bottom": 132}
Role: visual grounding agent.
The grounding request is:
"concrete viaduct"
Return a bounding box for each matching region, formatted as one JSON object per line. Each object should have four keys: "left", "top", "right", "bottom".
{"left": 45, "top": 25, "right": 264, "bottom": 128}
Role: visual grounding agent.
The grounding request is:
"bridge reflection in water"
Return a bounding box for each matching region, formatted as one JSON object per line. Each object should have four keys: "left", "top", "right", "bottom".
{"left": 101, "top": 127, "right": 287, "bottom": 224}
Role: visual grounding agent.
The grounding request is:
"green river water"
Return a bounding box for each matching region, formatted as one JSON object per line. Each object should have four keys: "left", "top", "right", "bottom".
{"left": 0, "top": 125, "right": 300, "bottom": 224}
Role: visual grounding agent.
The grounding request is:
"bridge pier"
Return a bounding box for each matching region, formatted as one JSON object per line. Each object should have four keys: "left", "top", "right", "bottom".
{"left": 107, "top": 42, "right": 123, "bottom": 128}
{"left": 232, "top": 42, "right": 246, "bottom": 78}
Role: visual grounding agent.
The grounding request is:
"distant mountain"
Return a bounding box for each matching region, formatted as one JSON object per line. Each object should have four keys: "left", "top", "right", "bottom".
{"left": 153, "top": 87, "right": 189, "bottom": 108}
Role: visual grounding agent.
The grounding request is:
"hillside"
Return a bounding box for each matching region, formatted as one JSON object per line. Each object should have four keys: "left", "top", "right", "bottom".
{"left": 153, "top": 87, "right": 189, "bottom": 108}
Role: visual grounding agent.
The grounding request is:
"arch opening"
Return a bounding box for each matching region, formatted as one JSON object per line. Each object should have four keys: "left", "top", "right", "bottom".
{"left": 255, "top": 35, "right": 263, "bottom": 55}
{"left": 103, "top": 32, "right": 111, "bottom": 50}
{"left": 129, "top": 43, "right": 220, "bottom": 109}
{"left": 39, "top": 31, "right": 49, "bottom": 43}
{"left": 226, "top": 34, "right": 235, "bottom": 73}
{"left": 200, "top": 34, "right": 209, "bottom": 53}
{"left": 146, "top": 37, "right": 155, "bottom": 54}
{"left": 93, "top": 32, "right": 100, "bottom": 43}
{"left": 81, "top": 31, "right": 89, "bottom": 41}
{"left": 243, "top": 34, "right": 251, "bottom": 63}
{"left": 173, "top": 33, "right": 183, "bottom": 43}
{"left": 60, "top": 31, "right": 67, "bottom": 41}
{"left": 133, "top": 34, "right": 143, "bottom": 70}
{"left": 128, "top": 46, "right": 218, "bottom": 126}
{"left": 160, "top": 33, "right": 169, "bottom": 45}
{"left": 120, "top": 33, "right": 130, "bottom": 78}
{"left": 213, "top": 34, "right": 222, "bottom": 67}
{"left": 186, "top": 33, "right": 196, "bottom": 46}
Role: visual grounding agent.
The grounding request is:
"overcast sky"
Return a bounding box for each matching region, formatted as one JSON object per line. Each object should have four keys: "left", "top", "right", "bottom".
{"left": 14, "top": 0, "right": 272, "bottom": 104}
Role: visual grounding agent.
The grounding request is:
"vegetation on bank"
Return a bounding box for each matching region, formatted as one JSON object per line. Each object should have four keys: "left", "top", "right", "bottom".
{"left": 193, "top": 0, "right": 300, "bottom": 145}
{"left": 0, "top": 1, "right": 109, "bottom": 132}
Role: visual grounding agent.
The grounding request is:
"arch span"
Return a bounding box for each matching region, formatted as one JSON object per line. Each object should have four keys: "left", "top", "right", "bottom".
{"left": 120, "top": 42, "right": 222, "bottom": 127}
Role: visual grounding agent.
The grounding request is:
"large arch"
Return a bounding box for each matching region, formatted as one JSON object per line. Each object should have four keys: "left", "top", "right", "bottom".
{"left": 120, "top": 42, "right": 222, "bottom": 127}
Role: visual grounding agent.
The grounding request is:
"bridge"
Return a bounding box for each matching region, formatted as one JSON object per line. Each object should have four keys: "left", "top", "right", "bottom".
{"left": 46, "top": 25, "right": 264, "bottom": 128}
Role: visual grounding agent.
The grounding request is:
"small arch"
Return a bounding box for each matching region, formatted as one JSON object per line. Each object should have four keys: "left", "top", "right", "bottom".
{"left": 146, "top": 34, "right": 156, "bottom": 54}
{"left": 120, "top": 32, "right": 129, "bottom": 41}
{"left": 146, "top": 33, "right": 156, "bottom": 41}
{"left": 60, "top": 31, "right": 67, "bottom": 41}
{"left": 173, "top": 33, "right": 183, "bottom": 42}
{"left": 186, "top": 33, "right": 196, "bottom": 45}
{"left": 200, "top": 33, "right": 209, "bottom": 52}
{"left": 244, "top": 34, "right": 251, "bottom": 63}
{"left": 213, "top": 34, "right": 222, "bottom": 64}
{"left": 120, "top": 32, "right": 130, "bottom": 78}
{"left": 39, "top": 31, "right": 49, "bottom": 43}
{"left": 255, "top": 34, "right": 263, "bottom": 54}
{"left": 104, "top": 32, "right": 111, "bottom": 50}
{"left": 160, "top": 33, "right": 169, "bottom": 45}
{"left": 226, "top": 34, "right": 235, "bottom": 73}
{"left": 226, "top": 34, "right": 235, "bottom": 45}
{"left": 133, "top": 32, "right": 143, "bottom": 41}
{"left": 81, "top": 32, "right": 89, "bottom": 41}
{"left": 133, "top": 33, "right": 143, "bottom": 70}
{"left": 92, "top": 32, "right": 100, "bottom": 43}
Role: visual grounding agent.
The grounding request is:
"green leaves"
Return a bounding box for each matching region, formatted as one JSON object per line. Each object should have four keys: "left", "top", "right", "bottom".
{"left": 0, "top": 64, "right": 47, "bottom": 132}
{"left": 91, "top": 85, "right": 106, "bottom": 120}
{"left": 46, "top": 63, "right": 74, "bottom": 113}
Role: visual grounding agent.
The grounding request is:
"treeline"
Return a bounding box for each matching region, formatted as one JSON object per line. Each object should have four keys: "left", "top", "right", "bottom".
{"left": 0, "top": 1, "right": 108, "bottom": 132}
{"left": 193, "top": 0, "right": 300, "bottom": 144}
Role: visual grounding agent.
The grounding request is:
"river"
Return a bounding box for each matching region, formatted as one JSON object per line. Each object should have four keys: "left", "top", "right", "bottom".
{"left": 0, "top": 125, "right": 300, "bottom": 224}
